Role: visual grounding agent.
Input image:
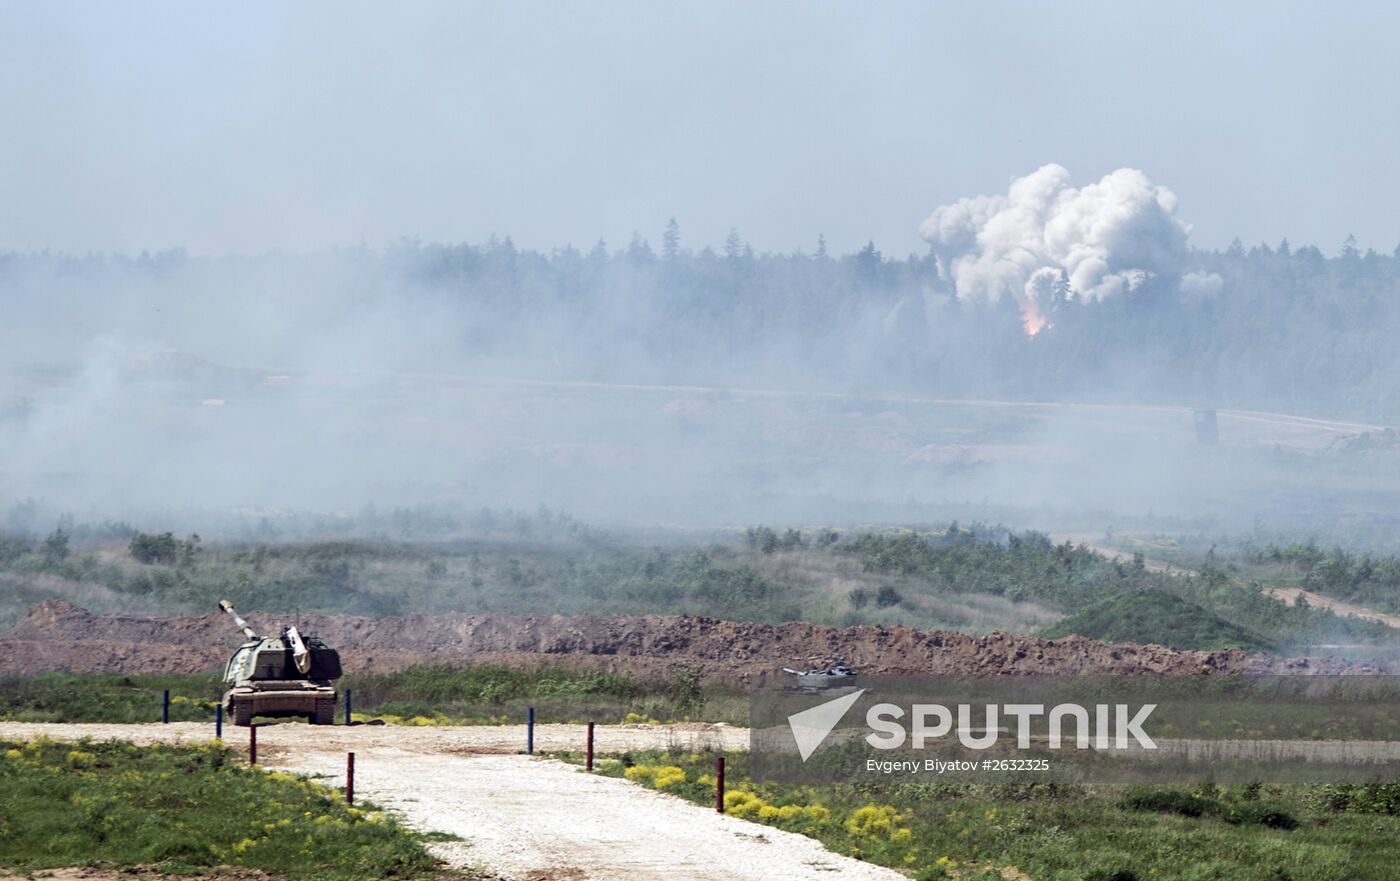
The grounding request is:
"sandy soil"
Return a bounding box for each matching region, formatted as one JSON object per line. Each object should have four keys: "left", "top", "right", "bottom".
{"left": 0, "top": 721, "right": 900, "bottom": 881}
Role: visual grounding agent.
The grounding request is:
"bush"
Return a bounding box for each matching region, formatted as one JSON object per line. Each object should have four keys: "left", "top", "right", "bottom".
{"left": 1083, "top": 869, "right": 1140, "bottom": 881}
{"left": 666, "top": 667, "right": 705, "bottom": 718}
{"left": 1228, "top": 803, "right": 1299, "bottom": 830}
{"left": 128, "top": 532, "right": 180, "bottom": 564}
{"left": 875, "top": 585, "right": 904, "bottom": 608}
{"left": 1119, "top": 786, "right": 1298, "bottom": 830}
{"left": 1119, "top": 787, "right": 1206, "bottom": 817}
{"left": 1307, "top": 782, "right": 1400, "bottom": 815}
{"left": 41, "top": 529, "right": 69, "bottom": 565}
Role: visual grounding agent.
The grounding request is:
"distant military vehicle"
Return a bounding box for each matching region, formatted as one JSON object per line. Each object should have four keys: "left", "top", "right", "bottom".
{"left": 219, "top": 599, "right": 342, "bottom": 726}
{"left": 781, "top": 656, "right": 858, "bottom": 690}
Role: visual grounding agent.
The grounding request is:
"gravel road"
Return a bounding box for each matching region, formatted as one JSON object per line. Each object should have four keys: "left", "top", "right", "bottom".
{"left": 0, "top": 721, "right": 904, "bottom": 881}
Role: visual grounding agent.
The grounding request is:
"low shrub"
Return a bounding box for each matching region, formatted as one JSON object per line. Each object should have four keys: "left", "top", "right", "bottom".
{"left": 1119, "top": 786, "right": 1299, "bottom": 829}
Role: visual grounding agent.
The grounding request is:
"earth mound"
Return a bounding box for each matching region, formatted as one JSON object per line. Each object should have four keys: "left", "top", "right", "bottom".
{"left": 0, "top": 599, "right": 1371, "bottom": 680}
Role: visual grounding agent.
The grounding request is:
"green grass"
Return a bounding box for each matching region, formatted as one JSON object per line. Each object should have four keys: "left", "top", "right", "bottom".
{"left": 558, "top": 748, "right": 1400, "bottom": 881}
{"left": 0, "top": 666, "right": 748, "bottom": 726}
{"left": 1039, "top": 590, "right": 1277, "bottom": 651}
{"left": 341, "top": 663, "right": 746, "bottom": 725}
{"left": 0, "top": 672, "right": 224, "bottom": 723}
{"left": 0, "top": 738, "right": 462, "bottom": 879}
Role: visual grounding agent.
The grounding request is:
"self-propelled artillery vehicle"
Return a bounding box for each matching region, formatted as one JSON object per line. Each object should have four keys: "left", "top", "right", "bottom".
{"left": 219, "top": 599, "right": 342, "bottom": 726}
{"left": 781, "top": 656, "right": 858, "bottom": 690}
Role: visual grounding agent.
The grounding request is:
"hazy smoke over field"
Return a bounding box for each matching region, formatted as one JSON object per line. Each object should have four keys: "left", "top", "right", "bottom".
{"left": 919, "top": 165, "right": 1206, "bottom": 333}
{"left": 0, "top": 172, "right": 1393, "bottom": 539}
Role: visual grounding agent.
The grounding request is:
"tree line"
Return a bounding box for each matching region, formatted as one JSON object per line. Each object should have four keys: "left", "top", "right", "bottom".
{"left": 7, "top": 229, "right": 1400, "bottom": 419}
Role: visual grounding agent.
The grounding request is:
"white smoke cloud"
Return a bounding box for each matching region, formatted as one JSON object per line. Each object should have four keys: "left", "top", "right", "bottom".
{"left": 1180, "top": 270, "right": 1224, "bottom": 297}
{"left": 919, "top": 164, "right": 1194, "bottom": 329}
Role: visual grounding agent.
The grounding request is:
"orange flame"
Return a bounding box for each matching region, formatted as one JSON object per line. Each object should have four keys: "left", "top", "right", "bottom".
{"left": 1022, "top": 304, "right": 1050, "bottom": 337}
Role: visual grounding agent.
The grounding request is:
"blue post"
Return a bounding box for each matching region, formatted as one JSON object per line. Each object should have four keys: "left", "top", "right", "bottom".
{"left": 527, "top": 707, "right": 535, "bottom": 755}
{"left": 344, "top": 688, "right": 352, "bottom": 725}
{"left": 162, "top": 689, "right": 170, "bottom": 724}
{"left": 215, "top": 704, "right": 223, "bottom": 739}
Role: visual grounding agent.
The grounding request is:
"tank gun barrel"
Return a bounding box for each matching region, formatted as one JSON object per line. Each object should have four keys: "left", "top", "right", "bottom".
{"left": 218, "top": 599, "right": 259, "bottom": 641}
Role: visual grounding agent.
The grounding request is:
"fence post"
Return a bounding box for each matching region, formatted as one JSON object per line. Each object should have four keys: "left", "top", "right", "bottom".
{"left": 346, "top": 752, "right": 355, "bottom": 804}
{"left": 716, "top": 755, "right": 725, "bottom": 813}
{"left": 586, "top": 722, "right": 594, "bottom": 771}
{"left": 527, "top": 707, "right": 535, "bottom": 755}
{"left": 344, "top": 688, "right": 352, "bottom": 725}
{"left": 162, "top": 689, "right": 170, "bottom": 724}
{"left": 215, "top": 704, "right": 223, "bottom": 740}
{"left": 249, "top": 724, "right": 257, "bottom": 766}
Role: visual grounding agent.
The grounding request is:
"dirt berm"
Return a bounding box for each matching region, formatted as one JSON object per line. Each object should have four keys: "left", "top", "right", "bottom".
{"left": 0, "top": 599, "right": 1372, "bottom": 679}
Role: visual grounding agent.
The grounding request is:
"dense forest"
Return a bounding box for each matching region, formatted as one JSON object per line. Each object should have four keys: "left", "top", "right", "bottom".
{"left": 4, "top": 230, "right": 1397, "bottom": 421}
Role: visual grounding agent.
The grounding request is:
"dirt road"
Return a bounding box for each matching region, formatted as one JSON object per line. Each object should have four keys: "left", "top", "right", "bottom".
{"left": 1263, "top": 586, "right": 1400, "bottom": 629}
{"left": 1051, "top": 534, "right": 1182, "bottom": 574}
{"left": 0, "top": 721, "right": 902, "bottom": 881}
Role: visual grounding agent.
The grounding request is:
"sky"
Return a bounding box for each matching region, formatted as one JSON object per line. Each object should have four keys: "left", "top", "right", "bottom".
{"left": 2, "top": 1, "right": 1398, "bottom": 258}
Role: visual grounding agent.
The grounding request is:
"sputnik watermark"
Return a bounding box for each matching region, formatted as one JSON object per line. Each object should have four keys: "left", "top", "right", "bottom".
{"left": 786, "top": 688, "right": 866, "bottom": 760}
{"left": 787, "top": 690, "right": 1156, "bottom": 762}
{"left": 866, "top": 701, "right": 1157, "bottom": 751}
{"left": 755, "top": 675, "right": 1400, "bottom": 784}
{"left": 866, "top": 758, "right": 1051, "bottom": 775}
